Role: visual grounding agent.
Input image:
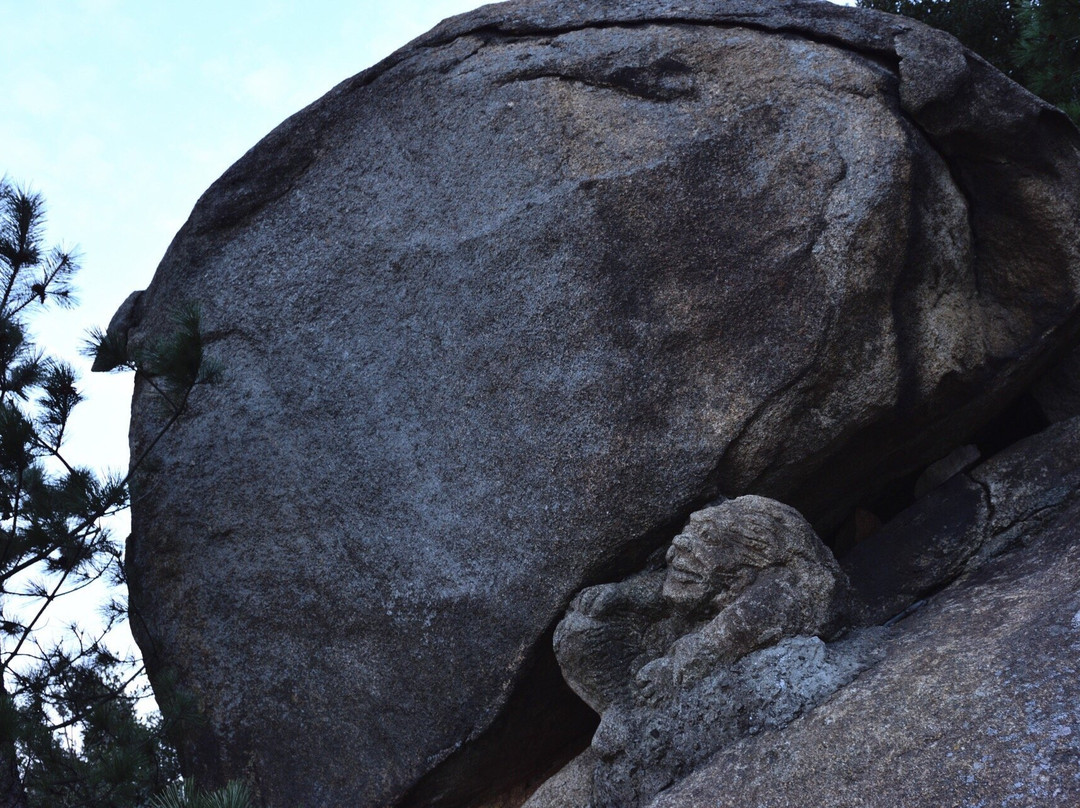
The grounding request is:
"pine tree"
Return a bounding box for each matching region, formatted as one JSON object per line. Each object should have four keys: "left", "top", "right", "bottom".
{"left": 857, "top": 0, "right": 1079, "bottom": 124}
{"left": 1014, "top": 0, "right": 1080, "bottom": 122}
{"left": 148, "top": 779, "right": 254, "bottom": 808}
{"left": 0, "top": 180, "right": 225, "bottom": 806}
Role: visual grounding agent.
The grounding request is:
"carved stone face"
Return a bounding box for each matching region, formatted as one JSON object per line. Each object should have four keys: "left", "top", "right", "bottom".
{"left": 662, "top": 510, "right": 744, "bottom": 607}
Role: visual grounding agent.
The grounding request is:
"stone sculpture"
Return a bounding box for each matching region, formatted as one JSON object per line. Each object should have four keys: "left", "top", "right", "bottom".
{"left": 546, "top": 496, "right": 881, "bottom": 807}
{"left": 556, "top": 496, "right": 851, "bottom": 709}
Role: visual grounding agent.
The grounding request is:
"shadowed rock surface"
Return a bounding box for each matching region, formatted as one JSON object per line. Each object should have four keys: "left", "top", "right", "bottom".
{"left": 118, "top": 0, "right": 1080, "bottom": 804}
{"left": 1034, "top": 346, "right": 1080, "bottom": 423}
{"left": 844, "top": 415, "right": 1080, "bottom": 624}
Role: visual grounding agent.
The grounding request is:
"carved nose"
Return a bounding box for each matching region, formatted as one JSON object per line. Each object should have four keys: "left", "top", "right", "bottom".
{"left": 667, "top": 534, "right": 689, "bottom": 562}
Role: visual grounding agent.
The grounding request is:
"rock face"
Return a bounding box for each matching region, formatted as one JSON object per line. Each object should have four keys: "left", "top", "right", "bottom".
{"left": 649, "top": 428, "right": 1080, "bottom": 808}
{"left": 532, "top": 420, "right": 1080, "bottom": 807}
{"left": 530, "top": 633, "right": 884, "bottom": 808}
{"left": 118, "top": 0, "right": 1080, "bottom": 805}
{"left": 594, "top": 633, "right": 883, "bottom": 808}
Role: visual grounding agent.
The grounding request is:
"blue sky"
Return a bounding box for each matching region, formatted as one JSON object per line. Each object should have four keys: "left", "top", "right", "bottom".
{"left": 2, "top": 0, "right": 492, "bottom": 473}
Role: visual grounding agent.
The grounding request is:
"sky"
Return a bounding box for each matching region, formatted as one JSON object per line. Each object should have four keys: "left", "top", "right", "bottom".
{"left": 2, "top": 0, "right": 497, "bottom": 477}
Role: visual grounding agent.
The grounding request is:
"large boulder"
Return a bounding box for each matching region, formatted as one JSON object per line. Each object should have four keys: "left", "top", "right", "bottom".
{"left": 117, "top": 0, "right": 1080, "bottom": 805}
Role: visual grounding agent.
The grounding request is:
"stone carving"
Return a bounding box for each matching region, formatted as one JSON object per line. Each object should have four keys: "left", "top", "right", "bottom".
{"left": 548, "top": 496, "right": 882, "bottom": 807}
{"left": 556, "top": 496, "right": 850, "bottom": 710}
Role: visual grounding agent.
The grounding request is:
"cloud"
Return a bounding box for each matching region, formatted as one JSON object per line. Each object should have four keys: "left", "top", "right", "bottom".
{"left": 8, "top": 72, "right": 65, "bottom": 117}
{"left": 240, "top": 62, "right": 294, "bottom": 110}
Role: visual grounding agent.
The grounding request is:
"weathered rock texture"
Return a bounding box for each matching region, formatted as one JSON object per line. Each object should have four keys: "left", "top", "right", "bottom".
{"left": 549, "top": 633, "right": 884, "bottom": 808}
{"left": 531, "top": 631, "right": 885, "bottom": 808}
{"left": 649, "top": 447, "right": 1080, "bottom": 808}
{"left": 118, "top": 0, "right": 1080, "bottom": 805}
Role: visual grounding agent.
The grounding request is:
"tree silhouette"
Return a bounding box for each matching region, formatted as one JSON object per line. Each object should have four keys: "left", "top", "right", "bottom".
{"left": 0, "top": 179, "right": 221, "bottom": 807}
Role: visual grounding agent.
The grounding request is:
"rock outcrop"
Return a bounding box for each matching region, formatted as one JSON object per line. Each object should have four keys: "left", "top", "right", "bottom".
{"left": 844, "top": 415, "right": 1080, "bottom": 624}
{"left": 532, "top": 419, "right": 1080, "bottom": 807}
{"left": 115, "top": 0, "right": 1080, "bottom": 805}
{"left": 648, "top": 424, "right": 1080, "bottom": 807}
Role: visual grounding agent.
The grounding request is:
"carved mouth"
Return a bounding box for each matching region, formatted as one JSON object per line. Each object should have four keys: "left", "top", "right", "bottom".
{"left": 667, "top": 559, "right": 703, "bottom": 584}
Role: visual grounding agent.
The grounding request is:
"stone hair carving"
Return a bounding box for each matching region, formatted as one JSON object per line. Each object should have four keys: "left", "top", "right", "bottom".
{"left": 546, "top": 495, "right": 880, "bottom": 807}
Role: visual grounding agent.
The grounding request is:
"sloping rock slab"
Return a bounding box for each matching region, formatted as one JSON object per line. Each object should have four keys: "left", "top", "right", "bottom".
{"left": 121, "top": 0, "right": 1080, "bottom": 805}
{"left": 650, "top": 493, "right": 1080, "bottom": 808}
